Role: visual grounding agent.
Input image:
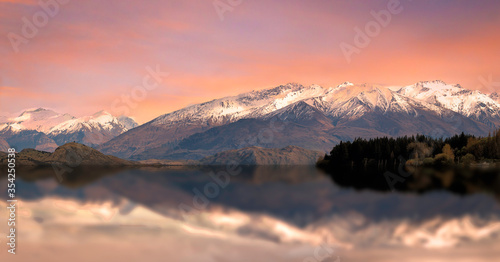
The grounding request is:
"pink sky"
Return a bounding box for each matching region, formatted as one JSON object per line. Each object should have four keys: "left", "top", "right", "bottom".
{"left": 1, "top": 0, "right": 500, "bottom": 123}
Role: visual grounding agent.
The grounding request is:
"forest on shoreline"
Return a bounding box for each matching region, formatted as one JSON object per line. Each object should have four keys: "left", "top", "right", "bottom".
{"left": 319, "top": 129, "right": 500, "bottom": 168}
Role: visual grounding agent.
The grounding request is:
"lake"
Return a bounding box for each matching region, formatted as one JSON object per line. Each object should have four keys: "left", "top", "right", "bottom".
{"left": 1, "top": 165, "right": 500, "bottom": 262}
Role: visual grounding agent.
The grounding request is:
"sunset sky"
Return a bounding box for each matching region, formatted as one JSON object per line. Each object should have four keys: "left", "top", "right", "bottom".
{"left": 1, "top": 0, "right": 499, "bottom": 124}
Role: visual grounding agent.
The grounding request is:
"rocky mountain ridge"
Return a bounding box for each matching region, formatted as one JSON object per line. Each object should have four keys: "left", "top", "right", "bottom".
{"left": 0, "top": 108, "right": 137, "bottom": 151}
{"left": 99, "top": 80, "right": 499, "bottom": 160}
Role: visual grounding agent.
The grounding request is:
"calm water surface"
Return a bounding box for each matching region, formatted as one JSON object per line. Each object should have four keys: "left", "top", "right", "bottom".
{"left": 1, "top": 166, "right": 499, "bottom": 262}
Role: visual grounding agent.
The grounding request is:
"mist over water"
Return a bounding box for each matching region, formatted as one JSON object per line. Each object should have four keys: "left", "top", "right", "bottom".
{"left": 1, "top": 166, "right": 499, "bottom": 261}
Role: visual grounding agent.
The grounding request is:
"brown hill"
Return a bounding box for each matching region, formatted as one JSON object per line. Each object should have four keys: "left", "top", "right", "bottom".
{"left": 200, "top": 145, "right": 324, "bottom": 165}
{"left": 0, "top": 142, "right": 136, "bottom": 166}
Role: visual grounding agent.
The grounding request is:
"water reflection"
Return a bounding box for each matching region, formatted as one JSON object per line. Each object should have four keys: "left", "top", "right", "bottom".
{"left": 1, "top": 166, "right": 499, "bottom": 261}
{"left": 322, "top": 165, "right": 500, "bottom": 199}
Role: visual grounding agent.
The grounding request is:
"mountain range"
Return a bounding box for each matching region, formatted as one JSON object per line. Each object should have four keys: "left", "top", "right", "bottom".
{"left": 0, "top": 108, "right": 137, "bottom": 151}
{"left": 98, "top": 80, "right": 499, "bottom": 160}
{"left": 2, "top": 80, "right": 500, "bottom": 160}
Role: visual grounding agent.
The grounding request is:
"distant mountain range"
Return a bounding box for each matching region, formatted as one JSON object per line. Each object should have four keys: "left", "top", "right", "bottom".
{"left": 98, "top": 80, "right": 500, "bottom": 160}
{"left": 0, "top": 108, "right": 137, "bottom": 151}
{"left": 2, "top": 81, "right": 500, "bottom": 161}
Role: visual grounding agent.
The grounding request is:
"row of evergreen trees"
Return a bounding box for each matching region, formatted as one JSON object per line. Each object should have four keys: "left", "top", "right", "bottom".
{"left": 323, "top": 129, "right": 500, "bottom": 166}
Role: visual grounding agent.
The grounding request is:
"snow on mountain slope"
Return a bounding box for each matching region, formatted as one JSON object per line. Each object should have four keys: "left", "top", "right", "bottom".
{"left": 6, "top": 81, "right": 498, "bottom": 150}
{"left": 0, "top": 108, "right": 75, "bottom": 133}
{"left": 0, "top": 108, "right": 137, "bottom": 137}
{"left": 101, "top": 84, "right": 332, "bottom": 158}
{"left": 151, "top": 83, "right": 325, "bottom": 127}
{"left": 263, "top": 100, "right": 334, "bottom": 127}
{"left": 118, "top": 115, "right": 139, "bottom": 130}
{"left": 292, "top": 83, "right": 443, "bottom": 124}
{"left": 490, "top": 92, "right": 500, "bottom": 103}
{"left": 48, "top": 111, "right": 138, "bottom": 146}
{"left": 172, "top": 80, "right": 500, "bottom": 127}
{"left": 100, "top": 80, "right": 500, "bottom": 160}
{"left": 318, "top": 84, "right": 398, "bottom": 119}
{"left": 49, "top": 111, "right": 136, "bottom": 134}
{"left": 143, "top": 80, "right": 500, "bottom": 136}
{"left": 397, "top": 80, "right": 500, "bottom": 126}
{"left": 0, "top": 108, "right": 138, "bottom": 148}
{"left": 248, "top": 84, "right": 325, "bottom": 117}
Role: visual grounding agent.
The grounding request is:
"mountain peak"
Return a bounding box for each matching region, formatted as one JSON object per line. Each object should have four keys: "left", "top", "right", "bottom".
{"left": 92, "top": 110, "right": 112, "bottom": 117}
{"left": 266, "top": 83, "right": 323, "bottom": 93}
{"left": 19, "top": 107, "right": 55, "bottom": 116}
{"left": 271, "top": 83, "right": 305, "bottom": 91}
{"left": 416, "top": 80, "right": 449, "bottom": 87}
{"left": 310, "top": 84, "right": 323, "bottom": 89}
{"left": 337, "top": 81, "right": 354, "bottom": 88}
{"left": 117, "top": 115, "right": 139, "bottom": 130}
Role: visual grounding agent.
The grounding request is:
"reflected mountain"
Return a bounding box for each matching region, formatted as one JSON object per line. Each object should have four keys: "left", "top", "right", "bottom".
{"left": 2, "top": 166, "right": 500, "bottom": 262}
{"left": 6, "top": 165, "right": 500, "bottom": 224}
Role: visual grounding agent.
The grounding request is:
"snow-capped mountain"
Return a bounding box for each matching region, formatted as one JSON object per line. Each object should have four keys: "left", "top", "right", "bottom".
{"left": 0, "top": 108, "right": 138, "bottom": 151}
{"left": 49, "top": 110, "right": 138, "bottom": 146}
{"left": 397, "top": 80, "right": 500, "bottom": 127}
{"left": 118, "top": 115, "right": 139, "bottom": 130}
{"left": 151, "top": 83, "right": 325, "bottom": 127}
{"left": 0, "top": 108, "right": 74, "bottom": 133}
{"left": 150, "top": 80, "right": 500, "bottom": 129}
{"left": 490, "top": 92, "right": 500, "bottom": 103}
{"left": 99, "top": 80, "right": 500, "bottom": 160}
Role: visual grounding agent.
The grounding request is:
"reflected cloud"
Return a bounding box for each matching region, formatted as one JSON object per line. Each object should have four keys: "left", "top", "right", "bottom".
{"left": 1, "top": 166, "right": 499, "bottom": 261}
